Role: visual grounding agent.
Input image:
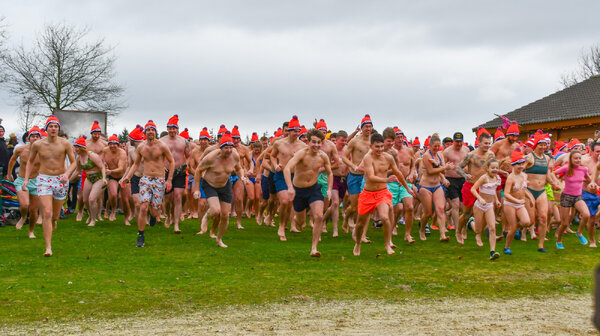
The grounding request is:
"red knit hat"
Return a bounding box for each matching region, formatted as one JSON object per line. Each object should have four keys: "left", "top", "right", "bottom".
{"left": 315, "top": 119, "right": 327, "bottom": 132}
{"left": 568, "top": 138, "right": 582, "bottom": 151}
{"left": 494, "top": 127, "right": 505, "bottom": 142}
{"left": 145, "top": 120, "right": 157, "bottom": 131}
{"left": 28, "top": 126, "right": 42, "bottom": 138}
{"left": 288, "top": 115, "right": 301, "bottom": 130}
{"left": 300, "top": 125, "right": 308, "bottom": 137}
{"left": 360, "top": 114, "right": 372, "bottom": 128}
{"left": 524, "top": 136, "right": 535, "bottom": 148}
{"left": 220, "top": 131, "right": 234, "bottom": 148}
{"left": 40, "top": 129, "right": 48, "bottom": 138}
{"left": 45, "top": 115, "right": 60, "bottom": 129}
{"left": 424, "top": 136, "right": 431, "bottom": 148}
{"left": 250, "top": 132, "right": 259, "bottom": 143}
{"left": 108, "top": 134, "right": 119, "bottom": 144}
{"left": 275, "top": 128, "right": 284, "bottom": 138}
{"left": 90, "top": 120, "right": 102, "bottom": 134}
{"left": 217, "top": 125, "right": 228, "bottom": 136}
{"left": 511, "top": 148, "right": 525, "bottom": 165}
{"left": 555, "top": 140, "right": 567, "bottom": 151}
{"left": 179, "top": 128, "right": 189, "bottom": 140}
{"left": 533, "top": 131, "right": 549, "bottom": 148}
{"left": 74, "top": 135, "right": 87, "bottom": 148}
{"left": 412, "top": 137, "right": 420, "bottom": 147}
{"left": 506, "top": 122, "right": 519, "bottom": 136}
{"left": 231, "top": 125, "right": 241, "bottom": 139}
{"left": 394, "top": 127, "right": 404, "bottom": 136}
{"left": 199, "top": 127, "right": 211, "bottom": 140}
{"left": 476, "top": 126, "right": 491, "bottom": 139}
{"left": 167, "top": 114, "right": 179, "bottom": 128}
{"left": 128, "top": 125, "right": 145, "bottom": 141}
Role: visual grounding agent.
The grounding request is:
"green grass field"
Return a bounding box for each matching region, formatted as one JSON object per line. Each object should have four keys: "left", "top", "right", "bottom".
{"left": 0, "top": 214, "right": 597, "bottom": 325}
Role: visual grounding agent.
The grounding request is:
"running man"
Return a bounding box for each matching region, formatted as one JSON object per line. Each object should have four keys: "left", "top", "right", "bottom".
{"left": 188, "top": 127, "right": 211, "bottom": 234}
{"left": 103, "top": 134, "right": 128, "bottom": 222}
{"left": 193, "top": 131, "right": 245, "bottom": 248}
{"left": 7, "top": 126, "right": 42, "bottom": 238}
{"left": 121, "top": 126, "right": 145, "bottom": 226}
{"left": 443, "top": 132, "right": 469, "bottom": 231}
{"left": 392, "top": 127, "right": 417, "bottom": 243}
{"left": 284, "top": 129, "right": 333, "bottom": 257}
{"left": 22, "top": 115, "right": 77, "bottom": 256}
{"left": 120, "top": 120, "right": 175, "bottom": 247}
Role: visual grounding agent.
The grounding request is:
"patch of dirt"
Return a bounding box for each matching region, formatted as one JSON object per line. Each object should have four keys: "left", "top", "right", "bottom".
{"left": 3, "top": 295, "right": 597, "bottom": 335}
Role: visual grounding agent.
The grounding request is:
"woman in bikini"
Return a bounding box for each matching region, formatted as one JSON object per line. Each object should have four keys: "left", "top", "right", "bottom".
{"left": 418, "top": 134, "right": 453, "bottom": 241}
{"left": 503, "top": 149, "right": 534, "bottom": 254}
{"left": 470, "top": 159, "right": 501, "bottom": 260}
{"left": 73, "top": 136, "right": 107, "bottom": 227}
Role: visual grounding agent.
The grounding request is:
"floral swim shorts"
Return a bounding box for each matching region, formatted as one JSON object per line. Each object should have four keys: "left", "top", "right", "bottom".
{"left": 139, "top": 176, "right": 166, "bottom": 210}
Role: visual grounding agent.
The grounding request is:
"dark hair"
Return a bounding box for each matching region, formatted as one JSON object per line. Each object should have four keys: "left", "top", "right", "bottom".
{"left": 478, "top": 133, "right": 492, "bottom": 142}
{"left": 307, "top": 129, "right": 325, "bottom": 141}
{"left": 591, "top": 141, "right": 600, "bottom": 152}
{"left": 260, "top": 136, "right": 269, "bottom": 142}
{"left": 371, "top": 133, "right": 384, "bottom": 144}
{"left": 568, "top": 150, "right": 581, "bottom": 177}
{"left": 430, "top": 133, "right": 440, "bottom": 144}
{"left": 486, "top": 158, "right": 498, "bottom": 167}
{"left": 282, "top": 121, "right": 289, "bottom": 128}
{"left": 160, "top": 131, "right": 168, "bottom": 138}
{"left": 329, "top": 132, "right": 337, "bottom": 139}
{"left": 382, "top": 127, "right": 396, "bottom": 140}
{"left": 337, "top": 130, "right": 348, "bottom": 138}
{"left": 252, "top": 142, "right": 263, "bottom": 149}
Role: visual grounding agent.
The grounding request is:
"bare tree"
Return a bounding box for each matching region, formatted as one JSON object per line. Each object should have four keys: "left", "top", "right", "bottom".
{"left": 1, "top": 22, "right": 125, "bottom": 116}
{"left": 17, "top": 94, "right": 45, "bottom": 132}
{"left": 0, "top": 17, "right": 8, "bottom": 84}
{"left": 561, "top": 44, "right": 600, "bottom": 88}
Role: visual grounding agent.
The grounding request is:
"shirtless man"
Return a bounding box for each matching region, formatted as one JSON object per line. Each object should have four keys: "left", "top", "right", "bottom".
{"left": 103, "top": 134, "right": 128, "bottom": 223}
{"left": 160, "top": 115, "right": 190, "bottom": 233}
{"left": 270, "top": 116, "right": 307, "bottom": 241}
{"left": 7, "top": 126, "right": 42, "bottom": 238}
{"left": 23, "top": 115, "right": 77, "bottom": 256}
{"left": 352, "top": 133, "right": 414, "bottom": 256}
{"left": 284, "top": 129, "right": 333, "bottom": 257}
{"left": 84, "top": 121, "right": 107, "bottom": 221}
{"left": 578, "top": 141, "right": 600, "bottom": 247}
{"left": 342, "top": 115, "right": 374, "bottom": 232}
{"left": 188, "top": 127, "right": 211, "bottom": 234}
{"left": 327, "top": 130, "right": 349, "bottom": 237}
{"left": 443, "top": 132, "right": 469, "bottom": 232}
{"left": 121, "top": 126, "right": 145, "bottom": 225}
{"left": 455, "top": 132, "right": 495, "bottom": 244}
{"left": 231, "top": 126, "right": 251, "bottom": 230}
{"left": 392, "top": 127, "right": 418, "bottom": 243}
{"left": 120, "top": 120, "right": 175, "bottom": 247}
{"left": 314, "top": 120, "right": 340, "bottom": 215}
{"left": 193, "top": 131, "right": 245, "bottom": 248}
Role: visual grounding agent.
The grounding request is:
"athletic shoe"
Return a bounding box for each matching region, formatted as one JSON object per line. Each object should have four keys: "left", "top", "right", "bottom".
{"left": 424, "top": 225, "right": 431, "bottom": 235}
{"left": 136, "top": 234, "right": 145, "bottom": 247}
{"left": 447, "top": 224, "right": 455, "bottom": 230}
{"left": 431, "top": 225, "right": 439, "bottom": 230}
{"left": 537, "top": 248, "right": 548, "bottom": 253}
{"left": 398, "top": 218, "right": 406, "bottom": 225}
{"left": 514, "top": 230, "right": 521, "bottom": 241}
{"left": 149, "top": 216, "right": 156, "bottom": 227}
{"left": 466, "top": 217, "right": 474, "bottom": 230}
{"left": 373, "top": 220, "right": 382, "bottom": 229}
{"left": 490, "top": 251, "right": 500, "bottom": 260}
{"left": 576, "top": 233, "right": 588, "bottom": 245}
{"left": 503, "top": 248, "right": 512, "bottom": 255}
{"left": 556, "top": 242, "right": 565, "bottom": 249}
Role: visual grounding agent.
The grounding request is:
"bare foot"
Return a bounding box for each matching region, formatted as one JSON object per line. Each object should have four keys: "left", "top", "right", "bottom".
{"left": 392, "top": 227, "right": 398, "bottom": 236}
{"left": 333, "top": 232, "right": 339, "bottom": 238}
{"left": 456, "top": 235, "right": 464, "bottom": 245}
{"left": 475, "top": 235, "right": 483, "bottom": 247}
{"left": 124, "top": 220, "right": 131, "bottom": 226}
{"left": 342, "top": 223, "right": 349, "bottom": 234}
{"left": 237, "top": 224, "right": 244, "bottom": 230}
{"left": 279, "top": 235, "right": 287, "bottom": 241}
{"left": 590, "top": 243, "right": 597, "bottom": 248}
{"left": 385, "top": 246, "right": 395, "bottom": 255}
{"left": 496, "top": 235, "right": 504, "bottom": 242}
{"left": 353, "top": 244, "right": 361, "bottom": 256}
{"left": 290, "top": 227, "right": 301, "bottom": 233}
{"left": 29, "top": 232, "right": 36, "bottom": 239}
{"left": 209, "top": 231, "right": 217, "bottom": 239}
{"left": 217, "top": 240, "right": 228, "bottom": 248}
{"left": 256, "top": 216, "right": 262, "bottom": 226}
{"left": 43, "top": 249, "right": 52, "bottom": 257}
{"left": 174, "top": 229, "right": 181, "bottom": 234}
{"left": 391, "top": 243, "right": 397, "bottom": 249}
{"left": 36, "top": 217, "right": 42, "bottom": 224}
{"left": 310, "top": 250, "right": 321, "bottom": 257}
{"left": 405, "top": 236, "right": 415, "bottom": 244}
{"left": 361, "top": 238, "right": 372, "bottom": 244}
{"left": 440, "top": 236, "right": 450, "bottom": 242}
{"left": 88, "top": 220, "right": 96, "bottom": 227}
{"left": 109, "top": 213, "right": 117, "bottom": 222}
{"left": 420, "top": 231, "right": 427, "bottom": 241}
{"left": 15, "top": 218, "right": 25, "bottom": 230}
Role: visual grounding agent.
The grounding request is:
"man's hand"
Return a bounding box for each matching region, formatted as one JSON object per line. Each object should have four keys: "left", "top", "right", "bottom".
{"left": 6, "top": 174, "right": 13, "bottom": 182}
{"left": 165, "top": 180, "right": 173, "bottom": 193}
{"left": 119, "top": 177, "right": 129, "bottom": 188}
{"left": 193, "top": 190, "right": 200, "bottom": 199}
{"left": 326, "top": 189, "right": 331, "bottom": 199}
{"left": 59, "top": 173, "right": 68, "bottom": 184}
{"left": 387, "top": 175, "right": 398, "bottom": 183}
{"left": 287, "top": 187, "right": 295, "bottom": 200}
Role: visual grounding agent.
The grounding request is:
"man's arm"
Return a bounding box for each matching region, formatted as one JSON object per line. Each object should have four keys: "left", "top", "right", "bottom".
{"left": 389, "top": 155, "right": 412, "bottom": 194}
{"left": 112, "top": 150, "right": 128, "bottom": 175}
{"left": 364, "top": 155, "right": 387, "bottom": 184}
{"left": 347, "top": 125, "right": 360, "bottom": 142}
{"left": 341, "top": 140, "right": 356, "bottom": 170}
{"left": 284, "top": 149, "right": 304, "bottom": 191}
{"left": 270, "top": 142, "right": 281, "bottom": 172}
{"left": 328, "top": 142, "right": 340, "bottom": 170}
{"left": 163, "top": 143, "right": 175, "bottom": 192}
{"left": 455, "top": 153, "right": 472, "bottom": 180}
{"left": 120, "top": 146, "right": 142, "bottom": 186}
{"left": 6, "top": 147, "right": 22, "bottom": 181}
{"left": 64, "top": 141, "right": 78, "bottom": 180}
{"left": 322, "top": 152, "right": 333, "bottom": 198}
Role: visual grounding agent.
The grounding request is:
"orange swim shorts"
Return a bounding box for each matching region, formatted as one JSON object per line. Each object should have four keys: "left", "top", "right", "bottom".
{"left": 358, "top": 188, "right": 392, "bottom": 215}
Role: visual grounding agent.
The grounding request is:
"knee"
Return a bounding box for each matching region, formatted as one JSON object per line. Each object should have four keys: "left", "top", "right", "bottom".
{"left": 220, "top": 209, "right": 230, "bottom": 218}
{"left": 314, "top": 213, "right": 324, "bottom": 223}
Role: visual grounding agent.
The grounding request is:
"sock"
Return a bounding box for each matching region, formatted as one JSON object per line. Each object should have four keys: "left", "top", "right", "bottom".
{"left": 138, "top": 230, "right": 144, "bottom": 236}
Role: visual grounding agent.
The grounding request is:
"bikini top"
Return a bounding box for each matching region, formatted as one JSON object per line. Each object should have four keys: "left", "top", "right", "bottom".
{"left": 79, "top": 156, "right": 96, "bottom": 170}
{"left": 428, "top": 150, "right": 442, "bottom": 168}
{"left": 479, "top": 176, "right": 501, "bottom": 195}
{"left": 524, "top": 153, "right": 548, "bottom": 175}
{"left": 511, "top": 176, "right": 527, "bottom": 191}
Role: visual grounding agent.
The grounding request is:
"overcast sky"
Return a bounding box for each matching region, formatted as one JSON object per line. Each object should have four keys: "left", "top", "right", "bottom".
{"left": 1, "top": 1, "right": 600, "bottom": 143}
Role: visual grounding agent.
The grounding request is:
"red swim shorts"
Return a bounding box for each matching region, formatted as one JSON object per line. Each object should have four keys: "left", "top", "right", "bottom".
{"left": 461, "top": 181, "right": 477, "bottom": 208}
{"left": 358, "top": 188, "right": 392, "bottom": 215}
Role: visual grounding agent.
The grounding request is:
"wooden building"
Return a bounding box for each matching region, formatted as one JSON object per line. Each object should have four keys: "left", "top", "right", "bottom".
{"left": 475, "top": 75, "right": 600, "bottom": 142}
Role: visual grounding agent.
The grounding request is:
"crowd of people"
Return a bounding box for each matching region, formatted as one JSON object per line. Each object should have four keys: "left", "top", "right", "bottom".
{"left": 3, "top": 113, "right": 600, "bottom": 259}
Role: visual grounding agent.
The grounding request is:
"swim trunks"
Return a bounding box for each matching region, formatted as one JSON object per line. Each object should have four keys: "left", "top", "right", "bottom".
{"left": 358, "top": 188, "right": 392, "bottom": 215}
{"left": 139, "top": 176, "right": 166, "bottom": 209}
{"left": 461, "top": 181, "right": 476, "bottom": 208}
{"left": 14, "top": 176, "right": 38, "bottom": 196}
{"left": 347, "top": 172, "right": 364, "bottom": 195}
{"left": 37, "top": 174, "right": 68, "bottom": 200}
{"left": 201, "top": 179, "right": 233, "bottom": 203}
{"left": 292, "top": 183, "right": 324, "bottom": 212}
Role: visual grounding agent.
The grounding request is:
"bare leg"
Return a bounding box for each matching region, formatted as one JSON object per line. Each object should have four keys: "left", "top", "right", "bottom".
{"left": 353, "top": 213, "right": 370, "bottom": 256}
{"left": 484, "top": 207, "right": 497, "bottom": 253}
{"left": 330, "top": 190, "right": 341, "bottom": 237}
{"left": 276, "top": 190, "right": 292, "bottom": 241}
{"left": 402, "top": 197, "right": 415, "bottom": 243}
{"left": 28, "top": 195, "right": 39, "bottom": 238}
{"left": 432, "top": 188, "right": 449, "bottom": 241}
{"left": 87, "top": 181, "right": 105, "bottom": 227}
{"left": 473, "top": 206, "right": 485, "bottom": 247}
{"left": 377, "top": 203, "right": 395, "bottom": 255}
{"left": 418, "top": 189, "right": 433, "bottom": 241}
{"left": 233, "top": 180, "right": 244, "bottom": 229}
{"left": 309, "top": 201, "right": 324, "bottom": 256}
{"left": 15, "top": 190, "right": 30, "bottom": 230}
{"left": 172, "top": 188, "right": 184, "bottom": 233}
{"left": 216, "top": 201, "right": 231, "bottom": 248}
